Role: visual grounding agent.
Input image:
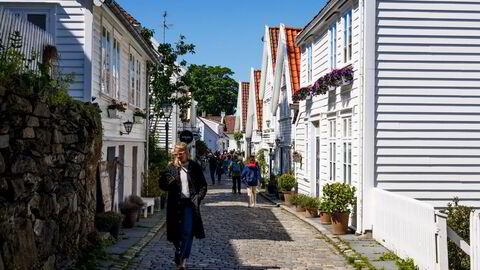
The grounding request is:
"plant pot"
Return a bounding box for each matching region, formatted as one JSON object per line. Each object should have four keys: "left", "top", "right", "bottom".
{"left": 279, "top": 192, "right": 285, "bottom": 201}
{"left": 331, "top": 212, "right": 350, "bottom": 235}
{"left": 295, "top": 206, "right": 306, "bottom": 212}
{"left": 108, "top": 109, "right": 118, "bottom": 118}
{"left": 109, "top": 220, "right": 122, "bottom": 239}
{"left": 123, "top": 210, "right": 138, "bottom": 228}
{"left": 328, "top": 85, "right": 336, "bottom": 91}
{"left": 305, "top": 208, "right": 319, "bottom": 218}
{"left": 134, "top": 116, "right": 144, "bottom": 124}
{"left": 319, "top": 212, "right": 332, "bottom": 224}
{"left": 267, "top": 185, "right": 276, "bottom": 194}
{"left": 283, "top": 192, "right": 294, "bottom": 206}
{"left": 340, "top": 76, "right": 352, "bottom": 86}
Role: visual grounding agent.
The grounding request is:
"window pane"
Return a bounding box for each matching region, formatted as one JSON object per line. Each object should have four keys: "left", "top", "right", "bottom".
{"left": 27, "top": 14, "right": 47, "bottom": 31}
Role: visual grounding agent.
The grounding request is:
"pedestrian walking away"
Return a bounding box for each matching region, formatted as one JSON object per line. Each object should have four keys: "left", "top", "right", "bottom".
{"left": 158, "top": 142, "right": 208, "bottom": 269}
{"left": 208, "top": 153, "right": 217, "bottom": 185}
{"left": 241, "top": 156, "right": 260, "bottom": 207}
{"left": 216, "top": 155, "right": 224, "bottom": 184}
{"left": 229, "top": 155, "right": 242, "bottom": 194}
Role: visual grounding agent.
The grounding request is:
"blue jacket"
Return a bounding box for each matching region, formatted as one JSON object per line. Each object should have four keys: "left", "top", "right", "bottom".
{"left": 241, "top": 163, "right": 260, "bottom": 186}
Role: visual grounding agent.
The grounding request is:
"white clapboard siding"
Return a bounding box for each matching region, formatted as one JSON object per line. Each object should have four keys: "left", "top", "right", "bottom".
{"left": 0, "top": 7, "right": 55, "bottom": 71}
{"left": 375, "top": 0, "right": 480, "bottom": 208}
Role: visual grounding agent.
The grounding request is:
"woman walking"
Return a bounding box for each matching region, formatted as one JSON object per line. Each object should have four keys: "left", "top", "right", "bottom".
{"left": 158, "top": 143, "right": 208, "bottom": 269}
{"left": 241, "top": 156, "right": 260, "bottom": 207}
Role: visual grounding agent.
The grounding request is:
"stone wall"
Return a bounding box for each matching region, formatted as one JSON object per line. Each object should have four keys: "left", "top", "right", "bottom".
{"left": 0, "top": 86, "right": 102, "bottom": 270}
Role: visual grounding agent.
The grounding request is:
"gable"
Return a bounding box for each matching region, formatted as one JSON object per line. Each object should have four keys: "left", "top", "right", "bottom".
{"left": 241, "top": 82, "right": 250, "bottom": 132}
{"left": 285, "top": 27, "right": 302, "bottom": 97}
{"left": 269, "top": 27, "right": 279, "bottom": 72}
{"left": 254, "top": 70, "right": 263, "bottom": 131}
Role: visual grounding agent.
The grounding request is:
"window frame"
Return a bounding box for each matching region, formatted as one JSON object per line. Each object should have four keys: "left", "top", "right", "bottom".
{"left": 329, "top": 118, "right": 337, "bottom": 181}
{"left": 329, "top": 21, "right": 337, "bottom": 70}
{"left": 343, "top": 9, "right": 353, "bottom": 64}
{"left": 128, "top": 46, "right": 143, "bottom": 108}
{"left": 307, "top": 43, "right": 313, "bottom": 83}
{"left": 101, "top": 21, "right": 122, "bottom": 99}
{"left": 7, "top": 7, "right": 54, "bottom": 33}
{"left": 342, "top": 117, "right": 352, "bottom": 184}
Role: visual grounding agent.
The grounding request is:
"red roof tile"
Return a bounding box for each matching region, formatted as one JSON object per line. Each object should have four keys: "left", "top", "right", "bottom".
{"left": 241, "top": 82, "right": 250, "bottom": 132}
{"left": 254, "top": 70, "right": 263, "bottom": 131}
{"left": 285, "top": 27, "right": 302, "bottom": 97}
{"left": 224, "top": 116, "right": 236, "bottom": 134}
{"left": 269, "top": 28, "right": 279, "bottom": 72}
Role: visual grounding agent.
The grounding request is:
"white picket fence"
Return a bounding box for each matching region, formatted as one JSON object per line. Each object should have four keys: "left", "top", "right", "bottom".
{"left": 373, "top": 188, "right": 480, "bottom": 269}
{"left": 0, "top": 6, "right": 55, "bottom": 70}
{"left": 372, "top": 188, "right": 448, "bottom": 269}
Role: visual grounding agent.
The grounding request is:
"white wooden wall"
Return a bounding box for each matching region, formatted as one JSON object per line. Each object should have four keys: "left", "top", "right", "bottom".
{"left": 374, "top": 0, "right": 480, "bottom": 208}
{"left": 295, "top": 1, "right": 361, "bottom": 196}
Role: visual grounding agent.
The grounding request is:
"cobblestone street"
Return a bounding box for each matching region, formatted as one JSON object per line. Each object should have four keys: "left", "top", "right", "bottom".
{"left": 127, "top": 173, "right": 352, "bottom": 270}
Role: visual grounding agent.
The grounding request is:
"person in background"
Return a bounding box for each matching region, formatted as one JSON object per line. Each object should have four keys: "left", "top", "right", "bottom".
{"left": 208, "top": 153, "right": 217, "bottom": 185}
{"left": 229, "top": 155, "right": 242, "bottom": 194}
{"left": 158, "top": 143, "right": 208, "bottom": 269}
{"left": 241, "top": 156, "right": 260, "bottom": 207}
{"left": 223, "top": 155, "right": 231, "bottom": 177}
{"left": 216, "top": 154, "right": 224, "bottom": 184}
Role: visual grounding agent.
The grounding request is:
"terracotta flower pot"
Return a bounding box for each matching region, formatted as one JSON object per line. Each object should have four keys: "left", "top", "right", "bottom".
{"left": 331, "top": 212, "right": 350, "bottom": 235}
{"left": 305, "top": 208, "right": 319, "bottom": 218}
{"left": 283, "top": 192, "right": 294, "bottom": 206}
{"left": 319, "top": 212, "right": 332, "bottom": 225}
{"left": 295, "top": 206, "right": 306, "bottom": 212}
{"left": 123, "top": 210, "right": 138, "bottom": 228}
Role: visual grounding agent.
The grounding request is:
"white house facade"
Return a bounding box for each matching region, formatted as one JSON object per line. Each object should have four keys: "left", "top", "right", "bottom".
{"left": 197, "top": 116, "right": 227, "bottom": 153}
{"left": 0, "top": 0, "right": 160, "bottom": 209}
{"left": 295, "top": 0, "right": 480, "bottom": 240}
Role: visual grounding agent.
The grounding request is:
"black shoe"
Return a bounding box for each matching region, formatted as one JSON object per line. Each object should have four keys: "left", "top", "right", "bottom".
{"left": 174, "top": 255, "right": 180, "bottom": 265}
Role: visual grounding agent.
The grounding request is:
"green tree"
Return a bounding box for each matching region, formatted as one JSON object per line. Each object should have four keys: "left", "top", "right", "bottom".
{"left": 183, "top": 64, "right": 238, "bottom": 115}
{"left": 195, "top": 140, "right": 209, "bottom": 158}
{"left": 149, "top": 35, "right": 195, "bottom": 134}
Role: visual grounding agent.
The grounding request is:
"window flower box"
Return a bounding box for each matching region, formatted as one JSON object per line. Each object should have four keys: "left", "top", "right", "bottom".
{"left": 133, "top": 108, "right": 147, "bottom": 124}
{"left": 107, "top": 100, "right": 127, "bottom": 119}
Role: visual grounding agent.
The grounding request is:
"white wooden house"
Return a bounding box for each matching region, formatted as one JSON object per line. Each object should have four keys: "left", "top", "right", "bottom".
{"left": 295, "top": 0, "right": 480, "bottom": 239}
{"left": 0, "top": 0, "right": 160, "bottom": 208}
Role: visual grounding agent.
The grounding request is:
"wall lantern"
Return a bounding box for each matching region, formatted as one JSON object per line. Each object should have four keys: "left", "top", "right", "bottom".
{"left": 266, "top": 120, "right": 271, "bottom": 128}
{"left": 120, "top": 120, "right": 134, "bottom": 136}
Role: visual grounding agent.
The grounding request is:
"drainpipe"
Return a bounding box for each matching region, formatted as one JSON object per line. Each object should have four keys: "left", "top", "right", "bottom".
{"left": 144, "top": 63, "right": 150, "bottom": 195}
{"left": 357, "top": 0, "right": 365, "bottom": 234}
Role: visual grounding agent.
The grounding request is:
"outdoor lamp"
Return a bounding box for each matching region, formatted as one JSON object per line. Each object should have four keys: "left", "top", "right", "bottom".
{"left": 266, "top": 120, "right": 271, "bottom": 128}
{"left": 160, "top": 102, "right": 173, "bottom": 119}
{"left": 275, "top": 138, "right": 281, "bottom": 145}
{"left": 120, "top": 120, "right": 134, "bottom": 135}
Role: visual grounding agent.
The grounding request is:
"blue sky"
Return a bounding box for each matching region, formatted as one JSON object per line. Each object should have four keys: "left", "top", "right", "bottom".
{"left": 116, "top": 0, "right": 326, "bottom": 82}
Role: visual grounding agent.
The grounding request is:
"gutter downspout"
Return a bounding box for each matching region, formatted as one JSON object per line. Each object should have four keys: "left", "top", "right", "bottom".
{"left": 145, "top": 63, "right": 150, "bottom": 195}
{"left": 357, "top": 0, "right": 365, "bottom": 234}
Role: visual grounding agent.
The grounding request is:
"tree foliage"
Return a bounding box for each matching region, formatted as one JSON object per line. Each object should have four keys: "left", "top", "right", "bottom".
{"left": 195, "top": 140, "right": 209, "bottom": 158}
{"left": 183, "top": 64, "right": 238, "bottom": 115}
{"left": 446, "top": 197, "right": 471, "bottom": 270}
{"left": 149, "top": 35, "right": 195, "bottom": 133}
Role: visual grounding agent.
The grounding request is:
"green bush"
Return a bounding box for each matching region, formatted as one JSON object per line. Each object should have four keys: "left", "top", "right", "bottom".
{"left": 278, "top": 174, "right": 296, "bottom": 192}
{"left": 319, "top": 198, "right": 333, "bottom": 213}
{"left": 291, "top": 194, "right": 309, "bottom": 207}
{"left": 142, "top": 166, "right": 166, "bottom": 197}
{"left": 256, "top": 150, "right": 267, "bottom": 177}
{"left": 288, "top": 194, "right": 299, "bottom": 206}
{"left": 322, "top": 183, "right": 356, "bottom": 213}
{"left": 95, "top": 212, "right": 123, "bottom": 232}
{"left": 446, "top": 198, "right": 471, "bottom": 270}
{"left": 301, "top": 196, "right": 321, "bottom": 209}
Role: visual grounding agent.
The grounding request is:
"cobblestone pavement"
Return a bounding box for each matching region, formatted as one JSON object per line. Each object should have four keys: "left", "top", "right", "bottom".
{"left": 127, "top": 174, "right": 353, "bottom": 270}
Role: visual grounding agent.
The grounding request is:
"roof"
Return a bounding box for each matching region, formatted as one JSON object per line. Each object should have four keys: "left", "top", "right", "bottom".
{"left": 203, "top": 116, "right": 222, "bottom": 124}
{"left": 296, "top": 0, "right": 336, "bottom": 46}
{"left": 224, "top": 115, "right": 236, "bottom": 134}
{"left": 241, "top": 82, "right": 250, "bottom": 132}
{"left": 285, "top": 27, "right": 302, "bottom": 96}
{"left": 105, "top": 1, "right": 160, "bottom": 63}
{"left": 254, "top": 70, "right": 263, "bottom": 131}
{"left": 269, "top": 27, "right": 280, "bottom": 71}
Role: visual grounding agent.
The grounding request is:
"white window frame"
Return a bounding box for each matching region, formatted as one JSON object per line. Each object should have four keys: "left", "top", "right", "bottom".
{"left": 7, "top": 7, "right": 54, "bottom": 33}
{"left": 129, "top": 46, "right": 143, "bottom": 108}
{"left": 101, "top": 21, "right": 121, "bottom": 99}
{"left": 305, "top": 123, "right": 309, "bottom": 175}
{"left": 343, "top": 9, "right": 353, "bottom": 64}
{"left": 329, "top": 21, "right": 337, "bottom": 69}
{"left": 329, "top": 119, "right": 337, "bottom": 181}
{"left": 307, "top": 43, "right": 313, "bottom": 83}
{"left": 342, "top": 117, "right": 352, "bottom": 184}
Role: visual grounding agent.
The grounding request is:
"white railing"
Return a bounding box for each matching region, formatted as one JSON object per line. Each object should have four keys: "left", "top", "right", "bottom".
{"left": 372, "top": 188, "right": 448, "bottom": 269}
{"left": 471, "top": 210, "right": 480, "bottom": 270}
{"left": 0, "top": 7, "right": 55, "bottom": 70}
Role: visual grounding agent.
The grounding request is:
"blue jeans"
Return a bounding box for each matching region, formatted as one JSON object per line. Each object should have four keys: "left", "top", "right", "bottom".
{"left": 174, "top": 206, "right": 193, "bottom": 260}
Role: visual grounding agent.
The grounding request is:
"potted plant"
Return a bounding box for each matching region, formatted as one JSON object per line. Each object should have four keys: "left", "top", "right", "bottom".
{"left": 107, "top": 99, "right": 127, "bottom": 118}
{"left": 295, "top": 194, "right": 308, "bottom": 212}
{"left": 133, "top": 108, "right": 147, "bottom": 124}
{"left": 319, "top": 198, "right": 332, "bottom": 225}
{"left": 278, "top": 174, "right": 296, "bottom": 206}
{"left": 95, "top": 211, "right": 124, "bottom": 239}
{"left": 338, "top": 66, "right": 353, "bottom": 86}
{"left": 288, "top": 193, "right": 299, "bottom": 208}
{"left": 323, "top": 183, "right": 356, "bottom": 234}
{"left": 303, "top": 196, "right": 321, "bottom": 218}
{"left": 119, "top": 195, "right": 145, "bottom": 228}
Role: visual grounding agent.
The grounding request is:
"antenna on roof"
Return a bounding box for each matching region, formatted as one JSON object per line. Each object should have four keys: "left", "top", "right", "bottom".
{"left": 162, "top": 11, "right": 174, "bottom": 44}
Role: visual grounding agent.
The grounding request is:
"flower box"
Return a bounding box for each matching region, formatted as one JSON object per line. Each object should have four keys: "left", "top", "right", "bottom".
{"left": 108, "top": 109, "right": 119, "bottom": 119}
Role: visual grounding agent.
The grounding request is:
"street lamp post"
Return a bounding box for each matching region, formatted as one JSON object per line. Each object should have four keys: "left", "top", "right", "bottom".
{"left": 160, "top": 102, "right": 173, "bottom": 152}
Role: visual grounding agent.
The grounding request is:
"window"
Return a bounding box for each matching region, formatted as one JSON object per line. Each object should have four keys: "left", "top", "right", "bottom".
{"left": 129, "top": 53, "right": 135, "bottom": 104}
{"left": 329, "top": 119, "right": 337, "bottom": 181}
{"left": 129, "top": 48, "right": 142, "bottom": 107}
{"left": 329, "top": 22, "right": 337, "bottom": 69}
{"left": 27, "top": 14, "right": 47, "bottom": 30}
{"left": 8, "top": 9, "right": 50, "bottom": 32}
{"left": 308, "top": 44, "right": 313, "bottom": 83}
{"left": 101, "top": 26, "right": 112, "bottom": 94}
{"left": 343, "top": 117, "right": 352, "bottom": 184}
{"left": 305, "top": 123, "right": 309, "bottom": 174}
{"left": 136, "top": 59, "right": 141, "bottom": 107}
{"left": 344, "top": 10, "right": 353, "bottom": 63}
{"left": 112, "top": 38, "right": 121, "bottom": 99}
